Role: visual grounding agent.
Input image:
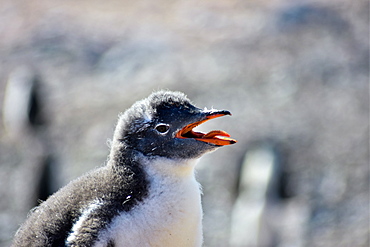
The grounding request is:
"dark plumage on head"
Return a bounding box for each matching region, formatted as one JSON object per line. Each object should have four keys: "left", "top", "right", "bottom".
{"left": 111, "top": 90, "right": 236, "bottom": 159}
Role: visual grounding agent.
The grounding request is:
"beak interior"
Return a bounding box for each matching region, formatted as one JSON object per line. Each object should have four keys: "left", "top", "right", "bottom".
{"left": 175, "top": 110, "right": 237, "bottom": 146}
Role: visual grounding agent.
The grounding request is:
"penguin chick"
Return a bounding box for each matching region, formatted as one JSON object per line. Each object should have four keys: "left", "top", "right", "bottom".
{"left": 12, "top": 90, "right": 236, "bottom": 247}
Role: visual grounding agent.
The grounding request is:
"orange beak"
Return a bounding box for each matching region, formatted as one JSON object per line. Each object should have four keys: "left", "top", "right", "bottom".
{"left": 175, "top": 111, "right": 237, "bottom": 146}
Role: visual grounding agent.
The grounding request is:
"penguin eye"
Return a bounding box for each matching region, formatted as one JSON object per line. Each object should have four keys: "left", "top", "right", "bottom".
{"left": 155, "top": 124, "right": 170, "bottom": 134}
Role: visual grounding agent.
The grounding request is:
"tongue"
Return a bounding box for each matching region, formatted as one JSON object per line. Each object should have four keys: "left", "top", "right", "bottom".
{"left": 203, "top": 130, "right": 231, "bottom": 139}
{"left": 195, "top": 130, "right": 236, "bottom": 146}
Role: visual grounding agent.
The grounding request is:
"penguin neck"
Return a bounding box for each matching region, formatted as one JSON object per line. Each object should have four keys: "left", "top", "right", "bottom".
{"left": 143, "top": 156, "right": 198, "bottom": 179}
{"left": 107, "top": 142, "right": 140, "bottom": 168}
{"left": 108, "top": 141, "right": 199, "bottom": 178}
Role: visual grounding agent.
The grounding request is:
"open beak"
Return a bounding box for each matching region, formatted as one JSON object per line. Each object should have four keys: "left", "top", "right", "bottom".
{"left": 175, "top": 110, "right": 237, "bottom": 146}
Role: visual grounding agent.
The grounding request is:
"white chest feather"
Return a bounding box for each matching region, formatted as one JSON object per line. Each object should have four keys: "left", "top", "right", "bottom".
{"left": 96, "top": 157, "right": 203, "bottom": 247}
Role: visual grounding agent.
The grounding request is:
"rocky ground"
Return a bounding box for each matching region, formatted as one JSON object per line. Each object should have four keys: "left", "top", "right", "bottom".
{"left": 0, "top": 0, "right": 368, "bottom": 246}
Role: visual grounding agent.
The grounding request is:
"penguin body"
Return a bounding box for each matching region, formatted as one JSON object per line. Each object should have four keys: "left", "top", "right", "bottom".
{"left": 12, "top": 91, "right": 236, "bottom": 247}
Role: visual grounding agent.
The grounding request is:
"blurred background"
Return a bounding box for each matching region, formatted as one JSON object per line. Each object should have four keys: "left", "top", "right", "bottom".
{"left": 0, "top": 0, "right": 368, "bottom": 246}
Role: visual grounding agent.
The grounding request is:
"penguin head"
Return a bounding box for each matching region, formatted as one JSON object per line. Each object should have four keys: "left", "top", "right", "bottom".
{"left": 114, "top": 91, "right": 236, "bottom": 159}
